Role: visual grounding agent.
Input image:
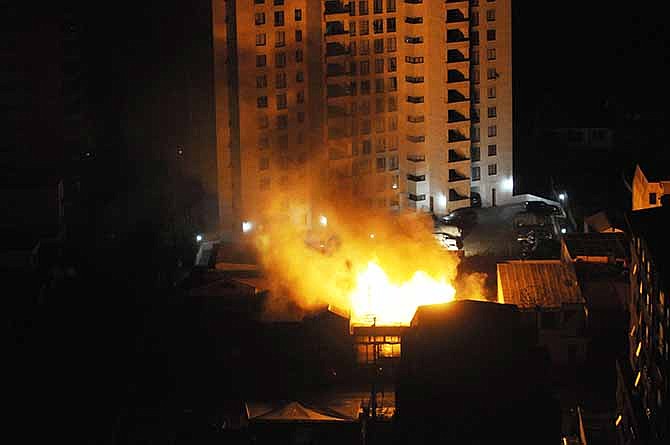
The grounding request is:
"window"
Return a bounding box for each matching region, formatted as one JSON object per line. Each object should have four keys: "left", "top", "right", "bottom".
{"left": 295, "top": 8, "right": 302, "bottom": 21}
{"left": 274, "top": 0, "right": 284, "bottom": 5}
{"left": 297, "top": 111, "right": 305, "bottom": 122}
{"left": 487, "top": 144, "right": 497, "bottom": 156}
{"left": 487, "top": 48, "right": 496, "bottom": 60}
{"left": 472, "top": 69, "right": 480, "bottom": 83}
{"left": 297, "top": 90, "right": 305, "bottom": 104}
{"left": 488, "top": 125, "right": 497, "bottom": 137}
{"left": 276, "top": 93, "right": 287, "bottom": 109}
{"left": 650, "top": 193, "right": 657, "bottom": 205}
{"left": 409, "top": 193, "right": 426, "bottom": 201}
{"left": 405, "top": 75, "right": 424, "bottom": 83}
{"left": 257, "top": 96, "right": 268, "bottom": 108}
{"left": 387, "top": 18, "right": 396, "bottom": 32}
{"left": 387, "top": 37, "right": 397, "bottom": 52}
{"left": 360, "top": 60, "right": 370, "bottom": 75}
{"left": 472, "top": 48, "right": 480, "bottom": 64}
{"left": 487, "top": 29, "right": 496, "bottom": 41}
{"left": 487, "top": 86, "right": 496, "bottom": 98}
{"left": 375, "top": 78, "right": 385, "bottom": 93}
{"left": 374, "top": 0, "right": 383, "bottom": 13}
{"left": 375, "top": 137, "right": 385, "bottom": 152}
{"left": 276, "top": 114, "right": 288, "bottom": 129}
{"left": 363, "top": 139, "right": 372, "bottom": 154}
{"left": 405, "top": 36, "right": 423, "bottom": 44}
{"left": 256, "top": 75, "right": 267, "bottom": 88}
{"left": 388, "top": 96, "right": 398, "bottom": 111}
{"left": 376, "top": 157, "right": 386, "bottom": 171}
{"left": 472, "top": 88, "right": 480, "bottom": 103}
{"left": 407, "top": 115, "right": 424, "bottom": 123}
{"left": 487, "top": 68, "right": 498, "bottom": 79}
{"left": 388, "top": 115, "right": 398, "bottom": 130}
{"left": 388, "top": 57, "right": 397, "bottom": 71}
{"left": 258, "top": 114, "right": 269, "bottom": 129}
{"left": 388, "top": 77, "right": 397, "bottom": 91}
{"left": 276, "top": 72, "right": 287, "bottom": 89}
{"left": 360, "top": 20, "right": 369, "bottom": 35}
{"left": 349, "top": 21, "right": 356, "bottom": 36}
{"left": 375, "top": 116, "right": 385, "bottom": 132}
{"left": 389, "top": 155, "right": 399, "bottom": 170}
{"left": 375, "top": 96, "right": 385, "bottom": 113}
{"left": 360, "top": 0, "right": 369, "bottom": 15}
{"left": 488, "top": 163, "right": 497, "bottom": 175}
{"left": 361, "top": 118, "right": 371, "bottom": 134}
{"left": 360, "top": 40, "right": 370, "bottom": 55}
{"left": 471, "top": 126, "right": 480, "bottom": 142}
{"left": 487, "top": 9, "right": 496, "bottom": 21}
{"left": 275, "top": 52, "right": 286, "bottom": 67}
{"left": 407, "top": 95, "right": 424, "bottom": 103}
{"left": 296, "top": 49, "right": 303, "bottom": 62}
{"left": 254, "top": 0, "right": 264, "bottom": 3}
{"left": 275, "top": 31, "right": 285, "bottom": 47}
{"left": 256, "top": 54, "right": 267, "bottom": 67}
{"left": 487, "top": 106, "right": 496, "bottom": 118}
{"left": 274, "top": 11, "right": 284, "bottom": 26}
{"left": 375, "top": 58, "right": 384, "bottom": 73}
{"left": 256, "top": 33, "right": 266, "bottom": 46}
{"left": 260, "top": 157, "right": 270, "bottom": 170}
{"left": 374, "top": 38, "right": 384, "bottom": 53}
{"left": 471, "top": 12, "right": 479, "bottom": 26}
{"left": 472, "top": 166, "right": 481, "bottom": 181}
{"left": 387, "top": 134, "right": 398, "bottom": 150}
{"left": 405, "top": 56, "right": 424, "bottom": 63}
{"left": 471, "top": 145, "right": 480, "bottom": 161}
{"left": 255, "top": 12, "right": 266, "bottom": 25}
{"left": 373, "top": 19, "right": 383, "bottom": 33}
{"left": 387, "top": 0, "right": 396, "bottom": 12}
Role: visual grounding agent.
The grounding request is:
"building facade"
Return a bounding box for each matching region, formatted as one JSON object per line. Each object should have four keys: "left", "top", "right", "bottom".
{"left": 212, "top": 0, "right": 513, "bottom": 237}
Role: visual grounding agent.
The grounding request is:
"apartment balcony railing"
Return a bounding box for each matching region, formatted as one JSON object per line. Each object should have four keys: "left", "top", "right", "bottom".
{"left": 447, "top": 69, "right": 468, "bottom": 83}
{"left": 448, "top": 129, "right": 469, "bottom": 142}
{"left": 447, "top": 49, "right": 468, "bottom": 63}
{"left": 446, "top": 29, "right": 468, "bottom": 43}
{"left": 449, "top": 189, "right": 470, "bottom": 201}
{"left": 446, "top": 10, "right": 468, "bottom": 23}
{"left": 448, "top": 149, "right": 469, "bottom": 163}
{"left": 408, "top": 193, "right": 426, "bottom": 201}
{"left": 448, "top": 110, "right": 469, "bottom": 123}
{"left": 325, "top": 21, "right": 347, "bottom": 36}
{"left": 407, "top": 174, "right": 426, "bottom": 182}
{"left": 407, "top": 154, "right": 426, "bottom": 162}
{"left": 447, "top": 90, "right": 469, "bottom": 103}
{"left": 324, "top": 1, "right": 350, "bottom": 14}
{"left": 448, "top": 169, "right": 469, "bottom": 182}
{"left": 407, "top": 135, "right": 426, "bottom": 143}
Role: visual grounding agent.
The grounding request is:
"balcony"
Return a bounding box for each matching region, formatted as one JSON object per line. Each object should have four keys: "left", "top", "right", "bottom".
{"left": 324, "top": 1, "right": 350, "bottom": 15}
{"left": 408, "top": 193, "right": 426, "bottom": 201}
{"left": 326, "top": 42, "right": 349, "bottom": 57}
{"left": 447, "top": 69, "right": 468, "bottom": 83}
{"left": 448, "top": 110, "right": 469, "bottom": 123}
{"left": 407, "top": 154, "right": 426, "bottom": 162}
{"left": 446, "top": 9, "right": 468, "bottom": 23}
{"left": 407, "top": 135, "right": 426, "bottom": 143}
{"left": 407, "top": 95, "right": 425, "bottom": 104}
{"left": 326, "top": 63, "right": 349, "bottom": 77}
{"left": 327, "top": 83, "right": 352, "bottom": 98}
{"left": 449, "top": 188, "right": 470, "bottom": 201}
{"left": 407, "top": 173, "right": 426, "bottom": 182}
{"left": 327, "top": 104, "right": 350, "bottom": 118}
{"left": 446, "top": 29, "right": 468, "bottom": 43}
{"left": 447, "top": 49, "right": 468, "bottom": 63}
{"left": 447, "top": 90, "right": 469, "bottom": 103}
{"left": 448, "top": 169, "right": 469, "bottom": 182}
{"left": 448, "top": 129, "right": 469, "bottom": 142}
{"left": 448, "top": 149, "right": 469, "bottom": 163}
{"left": 325, "top": 21, "right": 347, "bottom": 37}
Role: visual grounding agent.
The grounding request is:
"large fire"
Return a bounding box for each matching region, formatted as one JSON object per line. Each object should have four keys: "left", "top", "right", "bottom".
{"left": 252, "top": 201, "right": 484, "bottom": 326}
{"left": 349, "top": 261, "right": 455, "bottom": 326}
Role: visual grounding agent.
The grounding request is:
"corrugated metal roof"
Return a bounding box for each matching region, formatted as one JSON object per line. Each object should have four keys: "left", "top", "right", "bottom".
{"left": 497, "top": 260, "right": 584, "bottom": 308}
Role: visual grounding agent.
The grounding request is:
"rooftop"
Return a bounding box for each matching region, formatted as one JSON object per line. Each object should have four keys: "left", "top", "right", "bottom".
{"left": 638, "top": 160, "right": 670, "bottom": 183}
{"left": 497, "top": 260, "right": 584, "bottom": 308}
{"left": 562, "top": 232, "right": 628, "bottom": 261}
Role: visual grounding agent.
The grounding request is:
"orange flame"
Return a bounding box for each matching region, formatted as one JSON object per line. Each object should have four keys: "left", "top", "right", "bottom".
{"left": 350, "top": 261, "right": 456, "bottom": 326}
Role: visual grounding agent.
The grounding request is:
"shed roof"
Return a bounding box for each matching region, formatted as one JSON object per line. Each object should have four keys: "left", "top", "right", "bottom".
{"left": 497, "top": 260, "right": 584, "bottom": 308}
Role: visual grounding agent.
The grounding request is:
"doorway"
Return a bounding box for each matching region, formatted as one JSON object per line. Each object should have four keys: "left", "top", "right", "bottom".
{"left": 492, "top": 188, "right": 496, "bottom": 207}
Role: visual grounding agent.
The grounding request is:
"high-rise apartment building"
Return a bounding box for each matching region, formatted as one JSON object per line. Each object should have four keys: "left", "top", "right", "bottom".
{"left": 213, "top": 0, "right": 513, "bottom": 237}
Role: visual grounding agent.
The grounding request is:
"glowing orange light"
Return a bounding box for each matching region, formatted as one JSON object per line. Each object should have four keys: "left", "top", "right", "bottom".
{"left": 349, "top": 261, "right": 455, "bottom": 327}
{"left": 615, "top": 414, "right": 622, "bottom": 427}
